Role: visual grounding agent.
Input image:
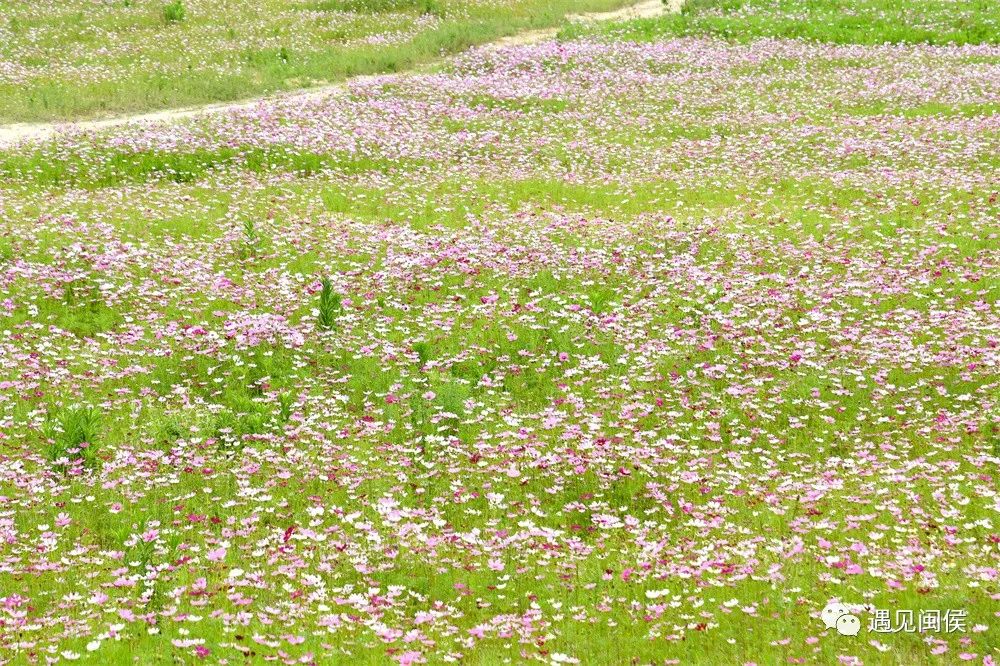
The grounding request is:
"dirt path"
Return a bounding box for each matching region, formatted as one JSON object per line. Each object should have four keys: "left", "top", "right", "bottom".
{"left": 0, "top": 0, "right": 679, "bottom": 149}
{"left": 491, "top": 0, "right": 678, "bottom": 47}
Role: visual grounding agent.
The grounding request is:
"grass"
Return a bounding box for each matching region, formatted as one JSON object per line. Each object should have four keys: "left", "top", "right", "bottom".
{"left": 0, "top": 145, "right": 424, "bottom": 188}
{"left": 562, "top": 0, "right": 1000, "bottom": 44}
{"left": 0, "top": 0, "right": 635, "bottom": 122}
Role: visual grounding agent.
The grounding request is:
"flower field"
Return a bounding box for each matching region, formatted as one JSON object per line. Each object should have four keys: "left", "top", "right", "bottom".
{"left": 0, "top": 0, "right": 998, "bottom": 664}
{"left": 0, "top": 0, "right": 633, "bottom": 122}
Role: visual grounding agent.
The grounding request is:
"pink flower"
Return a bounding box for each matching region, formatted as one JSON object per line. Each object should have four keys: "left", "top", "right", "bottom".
{"left": 206, "top": 547, "right": 227, "bottom": 562}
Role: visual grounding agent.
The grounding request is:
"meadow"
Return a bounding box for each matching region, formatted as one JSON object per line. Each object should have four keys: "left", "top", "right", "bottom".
{"left": 0, "top": 0, "right": 633, "bottom": 122}
{"left": 0, "top": 0, "right": 998, "bottom": 664}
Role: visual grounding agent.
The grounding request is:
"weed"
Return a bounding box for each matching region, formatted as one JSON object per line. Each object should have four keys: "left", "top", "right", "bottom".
{"left": 43, "top": 405, "right": 101, "bottom": 469}
{"left": 412, "top": 341, "right": 431, "bottom": 367}
{"left": 241, "top": 218, "right": 260, "bottom": 258}
{"left": 317, "top": 278, "right": 342, "bottom": 330}
{"left": 163, "top": 0, "right": 186, "bottom": 23}
{"left": 277, "top": 392, "right": 295, "bottom": 423}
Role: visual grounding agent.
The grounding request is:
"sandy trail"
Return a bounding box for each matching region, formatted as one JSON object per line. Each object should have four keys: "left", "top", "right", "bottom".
{"left": 491, "top": 0, "right": 679, "bottom": 47}
{"left": 0, "top": 0, "right": 679, "bottom": 149}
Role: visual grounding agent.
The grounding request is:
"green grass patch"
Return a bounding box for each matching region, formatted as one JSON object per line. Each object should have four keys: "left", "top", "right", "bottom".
{"left": 565, "top": 0, "right": 1000, "bottom": 45}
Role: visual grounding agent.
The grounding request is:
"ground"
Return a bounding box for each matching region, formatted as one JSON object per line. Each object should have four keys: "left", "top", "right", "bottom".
{"left": 0, "top": 0, "right": 997, "bottom": 665}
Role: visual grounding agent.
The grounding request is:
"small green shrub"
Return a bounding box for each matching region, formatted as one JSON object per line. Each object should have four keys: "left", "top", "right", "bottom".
{"left": 242, "top": 218, "right": 259, "bottom": 257}
{"left": 163, "top": 0, "right": 186, "bottom": 23}
{"left": 317, "top": 278, "right": 342, "bottom": 330}
{"left": 277, "top": 392, "right": 295, "bottom": 423}
{"left": 43, "top": 405, "right": 101, "bottom": 469}
{"left": 412, "top": 341, "right": 431, "bottom": 367}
